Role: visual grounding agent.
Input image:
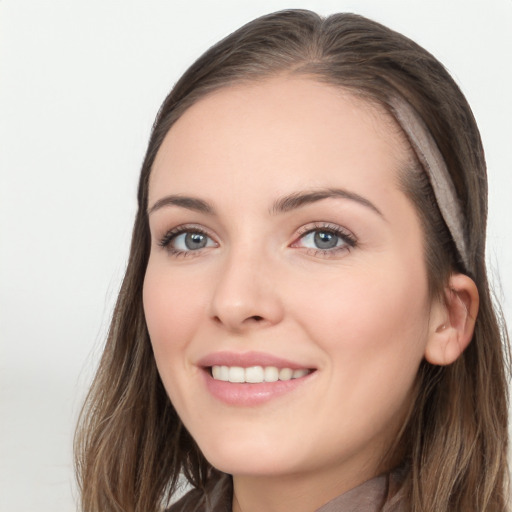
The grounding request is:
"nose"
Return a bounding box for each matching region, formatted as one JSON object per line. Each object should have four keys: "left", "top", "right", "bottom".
{"left": 209, "top": 248, "right": 284, "bottom": 332}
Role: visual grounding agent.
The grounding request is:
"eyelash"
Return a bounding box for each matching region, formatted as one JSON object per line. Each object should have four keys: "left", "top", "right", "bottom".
{"left": 158, "top": 222, "right": 357, "bottom": 258}
{"left": 158, "top": 224, "right": 216, "bottom": 258}
{"left": 292, "top": 222, "right": 357, "bottom": 257}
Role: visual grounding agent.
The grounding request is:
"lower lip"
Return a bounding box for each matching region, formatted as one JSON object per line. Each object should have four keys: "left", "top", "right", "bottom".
{"left": 202, "top": 369, "right": 315, "bottom": 406}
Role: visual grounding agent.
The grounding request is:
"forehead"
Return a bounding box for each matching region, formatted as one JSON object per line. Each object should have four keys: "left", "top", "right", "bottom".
{"left": 150, "top": 77, "right": 410, "bottom": 204}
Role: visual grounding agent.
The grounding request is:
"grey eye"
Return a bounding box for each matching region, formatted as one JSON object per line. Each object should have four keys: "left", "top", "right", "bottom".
{"left": 300, "top": 230, "right": 345, "bottom": 250}
{"left": 185, "top": 232, "right": 208, "bottom": 250}
{"left": 172, "top": 232, "right": 215, "bottom": 251}
{"left": 313, "top": 231, "right": 339, "bottom": 249}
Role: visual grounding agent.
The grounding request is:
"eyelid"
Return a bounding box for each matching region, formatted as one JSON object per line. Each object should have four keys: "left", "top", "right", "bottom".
{"left": 158, "top": 224, "right": 219, "bottom": 256}
{"left": 290, "top": 222, "right": 357, "bottom": 255}
{"left": 295, "top": 222, "right": 354, "bottom": 238}
{"left": 155, "top": 221, "right": 356, "bottom": 259}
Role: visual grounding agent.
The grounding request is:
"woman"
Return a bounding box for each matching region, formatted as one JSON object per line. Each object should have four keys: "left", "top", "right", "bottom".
{"left": 74, "top": 10, "right": 509, "bottom": 512}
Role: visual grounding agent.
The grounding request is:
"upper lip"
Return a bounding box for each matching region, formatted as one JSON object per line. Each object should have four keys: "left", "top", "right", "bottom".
{"left": 197, "top": 351, "right": 314, "bottom": 370}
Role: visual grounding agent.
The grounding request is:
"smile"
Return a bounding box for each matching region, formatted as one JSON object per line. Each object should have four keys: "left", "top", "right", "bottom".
{"left": 211, "top": 365, "right": 311, "bottom": 383}
{"left": 197, "top": 352, "right": 317, "bottom": 406}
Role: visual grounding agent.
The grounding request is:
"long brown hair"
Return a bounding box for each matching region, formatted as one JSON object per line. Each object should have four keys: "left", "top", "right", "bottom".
{"left": 75, "top": 10, "right": 509, "bottom": 511}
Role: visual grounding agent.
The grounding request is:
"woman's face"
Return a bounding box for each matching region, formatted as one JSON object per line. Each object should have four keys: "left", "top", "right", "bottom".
{"left": 144, "top": 77, "right": 435, "bottom": 483}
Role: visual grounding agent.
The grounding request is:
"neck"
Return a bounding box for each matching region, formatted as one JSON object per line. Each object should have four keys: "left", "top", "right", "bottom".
{"left": 231, "top": 460, "right": 381, "bottom": 512}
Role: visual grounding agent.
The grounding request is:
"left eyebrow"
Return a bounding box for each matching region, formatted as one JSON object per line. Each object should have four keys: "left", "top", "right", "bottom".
{"left": 270, "top": 188, "right": 385, "bottom": 219}
{"left": 147, "top": 195, "right": 216, "bottom": 216}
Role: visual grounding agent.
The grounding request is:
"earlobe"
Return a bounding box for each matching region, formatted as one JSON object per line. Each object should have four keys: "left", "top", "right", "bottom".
{"left": 424, "top": 273, "right": 479, "bottom": 366}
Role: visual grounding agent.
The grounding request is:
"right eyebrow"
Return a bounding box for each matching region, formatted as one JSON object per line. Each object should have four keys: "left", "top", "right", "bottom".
{"left": 147, "top": 195, "right": 215, "bottom": 216}
{"left": 270, "top": 187, "right": 384, "bottom": 219}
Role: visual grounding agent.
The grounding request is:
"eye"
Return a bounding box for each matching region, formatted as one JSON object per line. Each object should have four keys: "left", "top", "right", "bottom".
{"left": 159, "top": 226, "right": 217, "bottom": 256}
{"left": 292, "top": 223, "right": 356, "bottom": 255}
{"left": 300, "top": 230, "right": 343, "bottom": 250}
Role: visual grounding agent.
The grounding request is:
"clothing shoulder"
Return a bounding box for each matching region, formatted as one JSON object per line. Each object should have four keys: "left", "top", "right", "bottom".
{"left": 166, "top": 487, "right": 207, "bottom": 512}
{"left": 167, "top": 468, "right": 407, "bottom": 512}
{"left": 166, "top": 473, "right": 232, "bottom": 512}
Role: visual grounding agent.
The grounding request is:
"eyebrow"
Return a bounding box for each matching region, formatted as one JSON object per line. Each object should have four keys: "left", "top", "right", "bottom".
{"left": 148, "top": 195, "right": 215, "bottom": 216}
{"left": 147, "top": 187, "right": 384, "bottom": 219}
{"left": 271, "top": 188, "right": 384, "bottom": 218}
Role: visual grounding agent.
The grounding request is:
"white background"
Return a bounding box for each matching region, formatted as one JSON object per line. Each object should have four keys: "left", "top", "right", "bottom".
{"left": 1, "top": 1, "right": 511, "bottom": 510}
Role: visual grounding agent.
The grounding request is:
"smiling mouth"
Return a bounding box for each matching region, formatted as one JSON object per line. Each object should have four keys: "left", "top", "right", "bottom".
{"left": 209, "top": 365, "right": 314, "bottom": 383}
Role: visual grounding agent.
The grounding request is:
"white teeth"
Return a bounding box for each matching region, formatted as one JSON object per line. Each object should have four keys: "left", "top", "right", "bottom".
{"left": 292, "top": 369, "right": 309, "bottom": 379}
{"left": 245, "top": 366, "right": 264, "bottom": 383}
{"left": 228, "top": 366, "right": 245, "bottom": 383}
{"left": 211, "top": 365, "right": 310, "bottom": 383}
{"left": 212, "top": 365, "right": 222, "bottom": 380}
{"left": 279, "top": 368, "right": 293, "bottom": 381}
{"left": 212, "top": 365, "right": 229, "bottom": 381}
{"left": 220, "top": 365, "right": 229, "bottom": 381}
{"left": 264, "top": 366, "right": 279, "bottom": 382}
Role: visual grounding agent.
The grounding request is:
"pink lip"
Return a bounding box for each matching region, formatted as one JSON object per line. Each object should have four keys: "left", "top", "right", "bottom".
{"left": 197, "top": 351, "right": 316, "bottom": 407}
{"left": 197, "top": 350, "right": 312, "bottom": 370}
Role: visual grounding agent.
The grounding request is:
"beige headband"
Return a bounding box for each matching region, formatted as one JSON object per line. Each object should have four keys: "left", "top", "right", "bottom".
{"left": 389, "top": 97, "right": 468, "bottom": 269}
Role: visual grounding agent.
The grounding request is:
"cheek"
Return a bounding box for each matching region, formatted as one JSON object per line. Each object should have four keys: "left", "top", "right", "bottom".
{"left": 142, "top": 262, "right": 212, "bottom": 420}
{"left": 142, "top": 262, "right": 205, "bottom": 367}
{"left": 292, "top": 257, "right": 430, "bottom": 388}
{"left": 287, "top": 262, "right": 430, "bottom": 448}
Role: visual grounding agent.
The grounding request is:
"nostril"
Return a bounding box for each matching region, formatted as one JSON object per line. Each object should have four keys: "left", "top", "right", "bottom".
{"left": 211, "top": 314, "right": 264, "bottom": 325}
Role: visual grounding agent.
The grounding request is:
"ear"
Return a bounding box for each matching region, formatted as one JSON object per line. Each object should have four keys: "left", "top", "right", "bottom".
{"left": 424, "top": 273, "right": 479, "bottom": 366}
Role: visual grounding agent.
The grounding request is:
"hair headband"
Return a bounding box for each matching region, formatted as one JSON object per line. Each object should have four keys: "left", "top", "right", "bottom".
{"left": 389, "top": 97, "right": 468, "bottom": 269}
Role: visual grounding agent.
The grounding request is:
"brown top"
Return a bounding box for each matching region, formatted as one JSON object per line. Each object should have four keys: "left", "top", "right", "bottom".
{"left": 167, "top": 467, "right": 407, "bottom": 512}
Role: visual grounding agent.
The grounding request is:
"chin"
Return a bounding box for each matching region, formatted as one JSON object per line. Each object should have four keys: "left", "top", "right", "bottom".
{"left": 206, "top": 453, "right": 295, "bottom": 477}
{"left": 196, "top": 433, "right": 303, "bottom": 477}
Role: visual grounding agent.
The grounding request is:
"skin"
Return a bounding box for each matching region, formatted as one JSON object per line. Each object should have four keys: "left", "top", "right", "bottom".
{"left": 143, "top": 76, "right": 477, "bottom": 512}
